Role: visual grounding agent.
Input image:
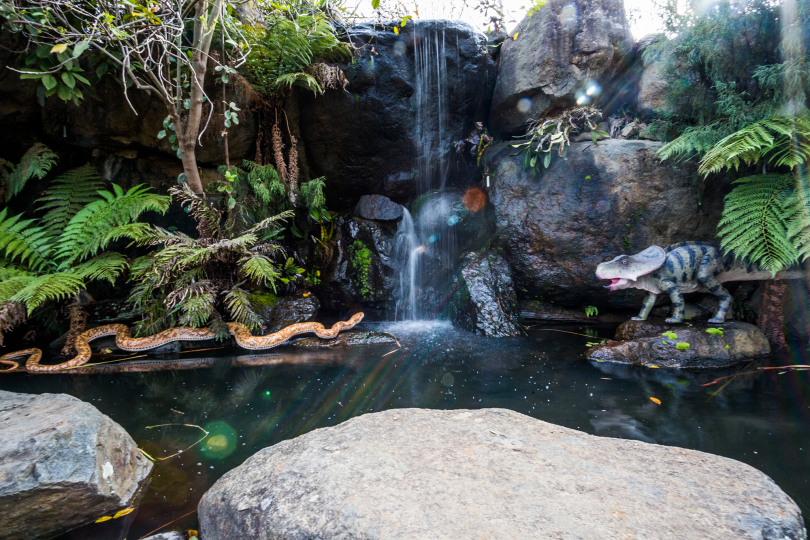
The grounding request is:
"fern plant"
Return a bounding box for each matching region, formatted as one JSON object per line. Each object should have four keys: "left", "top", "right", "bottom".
{"left": 0, "top": 143, "right": 57, "bottom": 204}
{"left": 128, "top": 184, "right": 294, "bottom": 337}
{"left": 0, "top": 167, "right": 170, "bottom": 316}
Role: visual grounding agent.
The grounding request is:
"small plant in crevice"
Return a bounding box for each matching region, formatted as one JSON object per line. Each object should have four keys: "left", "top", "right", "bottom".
{"left": 621, "top": 208, "right": 645, "bottom": 250}
{"left": 349, "top": 240, "right": 374, "bottom": 301}
{"left": 584, "top": 306, "right": 598, "bottom": 317}
{"left": 510, "top": 106, "right": 609, "bottom": 178}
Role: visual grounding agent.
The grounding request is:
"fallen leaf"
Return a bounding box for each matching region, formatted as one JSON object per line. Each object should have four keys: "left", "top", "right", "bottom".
{"left": 513, "top": 32, "right": 519, "bottom": 40}
{"left": 188, "top": 530, "right": 199, "bottom": 537}
{"left": 95, "top": 516, "right": 112, "bottom": 523}
{"left": 393, "top": 26, "right": 399, "bottom": 35}
{"left": 113, "top": 508, "right": 135, "bottom": 519}
{"left": 650, "top": 397, "right": 661, "bottom": 405}
{"left": 600, "top": 377, "right": 611, "bottom": 380}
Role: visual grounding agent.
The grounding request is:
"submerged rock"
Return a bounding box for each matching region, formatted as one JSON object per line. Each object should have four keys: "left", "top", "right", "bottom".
{"left": 483, "top": 140, "right": 724, "bottom": 308}
{"left": 586, "top": 320, "right": 770, "bottom": 368}
{"left": 198, "top": 408, "right": 803, "bottom": 539}
{"left": 289, "top": 330, "right": 396, "bottom": 348}
{"left": 489, "top": 0, "right": 634, "bottom": 137}
{"left": 354, "top": 194, "right": 404, "bottom": 221}
{"left": 449, "top": 251, "right": 523, "bottom": 337}
{"left": 0, "top": 391, "right": 152, "bottom": 540}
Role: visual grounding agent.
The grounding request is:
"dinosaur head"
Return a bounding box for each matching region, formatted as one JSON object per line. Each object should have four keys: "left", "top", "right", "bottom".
{"left": 595, "top": 245, "right": 666, "bottom": 291}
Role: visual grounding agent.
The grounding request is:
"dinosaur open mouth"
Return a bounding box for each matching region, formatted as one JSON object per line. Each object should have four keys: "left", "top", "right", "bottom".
{"left": 603, "top": 278, "right": 623, "bottom": 289}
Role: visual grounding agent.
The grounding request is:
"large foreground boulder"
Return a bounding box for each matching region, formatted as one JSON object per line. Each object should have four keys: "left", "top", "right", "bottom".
{"left": 0, "top": 391, "right": 152, "bottom": 540}
{"left": 489, "top": 0, "right": 634, "bottom": 137}
{"left": 483, "top": 139, "right": 725, "bottom": 308}
{"left": 586, "top": 320, "right": 771, "bottom": 368}
{"left": 198, "top": 408, "right": 803, "bottom": 539}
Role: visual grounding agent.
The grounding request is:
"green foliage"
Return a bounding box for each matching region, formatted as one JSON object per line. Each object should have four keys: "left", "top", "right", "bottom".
{"left": 584, "top": 306, "right": 598, "bottom": 318}
{"left": 349, "top": 240, "right": 374, "bottom": 300}
{"left": 661, "top": 331, "right": 678, "bottom": 340}
{"left": 0, "top": 147, "right": 169, "bottom": 316}
{"left": 0, "top": 143, "right": 57, "bottom": 203}
{"left": 706, "top": 328, "right": 724, "bottom": 336}
{"left": 128, "top": 184, "right": 293, "bottom": 334}
{"left": 675, "top": 342, "right": 691, "bottom": 350}
{"left": 299, "top": 177, "right": 327, "bottom": 211}
{"left": 244, "top": 6, "right": 351, "bottom": 98}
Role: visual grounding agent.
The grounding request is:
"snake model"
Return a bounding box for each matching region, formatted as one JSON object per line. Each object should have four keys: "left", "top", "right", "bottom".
{"left": 0, "top": 313, "right": 364, "bottom": 374}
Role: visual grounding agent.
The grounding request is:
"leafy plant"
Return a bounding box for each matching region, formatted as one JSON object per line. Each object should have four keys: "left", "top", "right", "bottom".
{"left": 661, "top": 331, "right": 678, "bottom": 340}
{"left": 128, "top": 184, "right": 293, "bottom": 336}
{"left": 675, "top": 342, "right": 691, "bottom": 350}
{"left": 584, "top": 306, "right": 598, "bottom": 317}
{"left": 0, "top": 143, "right": 57, "bottom": 204}
{"left": 510, "top": 106, "right": 608, "bottom": 178}
{"left": 349, "top": 240, "right": 374, "bottom": 300}
{"left": 706, "top": 328, "right": 724, "bottom": 336}
{"left": 0, "top": 153, "right": 169, "bottom": 342}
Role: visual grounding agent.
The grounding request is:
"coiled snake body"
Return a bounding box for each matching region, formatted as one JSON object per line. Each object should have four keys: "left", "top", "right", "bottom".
{"left": 0, "top": 313, "right": 364, "bottom": 374}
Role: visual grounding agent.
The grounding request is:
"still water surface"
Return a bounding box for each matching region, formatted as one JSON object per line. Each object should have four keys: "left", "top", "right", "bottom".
{"left": 2, "top": 321, "right": 809, "bottom": 538}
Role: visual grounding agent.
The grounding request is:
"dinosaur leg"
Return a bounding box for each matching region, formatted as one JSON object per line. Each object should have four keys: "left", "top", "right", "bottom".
{"left": 698, "top": 276, "right": 732, "bottom": 323}
{"left": 632, "top": 293, "right": 657, "bottom": 321}
{"left": 659, "top": 281, "right": 686, "bottom": 323}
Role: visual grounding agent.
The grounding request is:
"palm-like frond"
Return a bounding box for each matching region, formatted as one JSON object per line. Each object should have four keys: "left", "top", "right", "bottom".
{"left": 55, "top": 184, "right": 170, "bottom": 266}
{"left": 10, "top": 272, "right": 85, "bottom": 314}
{"left": 224, "top": 287, "right": 262, "bottom": 332}
{"left": 70, "top": 252, "right": 129, "bottom": 284}
{"left": 717, "top": 174, "right": 809, "bottom": 274}
{"left": 699, "top": 115, "right": 810, "bottom": 175}
{"left": 36, "top": 164, "right": 107, "bottom": 236}
{"left": 4, "top": 143, "right": 58, "bottom": 201}
{"left": 0, "top": 208, "right": 54, "bottom": 272}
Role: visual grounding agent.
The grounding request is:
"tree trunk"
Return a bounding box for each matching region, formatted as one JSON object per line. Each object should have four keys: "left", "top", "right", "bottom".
{"left": 758, "top": 280, "right": 788, "bottom": 350}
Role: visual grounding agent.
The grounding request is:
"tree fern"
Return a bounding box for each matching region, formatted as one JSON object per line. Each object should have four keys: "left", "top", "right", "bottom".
{"left": 36, "top": 164, "right": 107, "bottom": 236}
{"left": 717, "top": 174, "right": 810, "bottom": 274}
{"left": 0, "top": 143, "right": 58, "bottom": 202}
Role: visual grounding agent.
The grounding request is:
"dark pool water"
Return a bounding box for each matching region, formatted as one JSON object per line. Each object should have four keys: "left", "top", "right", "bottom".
{"left": 2, "top": 321, "right": 809, "bottom": 538}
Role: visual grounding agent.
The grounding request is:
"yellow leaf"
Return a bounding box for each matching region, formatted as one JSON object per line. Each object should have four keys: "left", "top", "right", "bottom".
{"left": 113, "top": 508, "right": 135, "bottom": 519}
{"left": 95, "top": 516, "right": 112, "bottom": 523}
{"left": 394, "top": 26, "right": 399, "bottom": 35}
{"left": 513, "top": 32, "right": 519, "bottom": 40}
{"left": 51, "top": 43, "right": 69, "bottom": 54}
{"left": 413, "top": 10, "right": 418, "bottom": 15}
{"left": 649, "top": 397, "right": 661, "bottom": 405}
{"left": 188, "top": 531, "right": 199, "bottom": 537}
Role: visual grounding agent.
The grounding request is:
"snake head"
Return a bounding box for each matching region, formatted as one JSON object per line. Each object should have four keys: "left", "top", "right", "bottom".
{"left": 348, "top": 312, "right": 365, "bottom": 326}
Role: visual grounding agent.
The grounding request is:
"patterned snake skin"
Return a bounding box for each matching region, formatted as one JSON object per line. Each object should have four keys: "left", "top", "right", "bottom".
{"left": 0, "top": 313, "right": 364, "bottom": 374}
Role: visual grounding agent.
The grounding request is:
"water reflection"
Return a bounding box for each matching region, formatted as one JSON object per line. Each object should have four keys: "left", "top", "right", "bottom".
{"left": 1, "top": 322, "right": 808, "bottom": 537}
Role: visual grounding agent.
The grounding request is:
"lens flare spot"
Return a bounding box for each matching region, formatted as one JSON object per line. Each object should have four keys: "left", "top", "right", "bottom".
{"left": 462, "top": 187, "right": 487, "bottom": 213}
{"left": 428, "top": 234, "right": 440, "bottom": 244}
{"left": 442, "top": 373, "right": 454, "bottom": 386}
{"left": 416, "top": 245, "right": 426, "bottom": 253}
{"left": 560, "top": 4, "right": 578, "bottom": 31}
{"left": 576, "top": 94, "right": 590, "bottom": 105}
{"left": 263, "top": 390, "right": 272, "bottom": 400}
{"left": 447, "top": 215, "right": 460, "bottom": 226}
{"left": 201, "top": 421, "right": 237, "bottom": 459}
{"left": 517, "top": 97, "right": 533, "bottom": 113}
{"left": 585, "top": 82, "right": 601, "bottom": 96}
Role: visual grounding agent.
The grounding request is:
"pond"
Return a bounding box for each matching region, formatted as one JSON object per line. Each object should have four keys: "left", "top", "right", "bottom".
{"left": 2, "top": 321, "right": 809, "bottom": 538}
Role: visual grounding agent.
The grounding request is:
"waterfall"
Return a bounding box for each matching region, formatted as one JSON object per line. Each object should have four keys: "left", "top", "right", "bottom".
{"left": 393, "top": 23, "right": 456, "bottom": 321}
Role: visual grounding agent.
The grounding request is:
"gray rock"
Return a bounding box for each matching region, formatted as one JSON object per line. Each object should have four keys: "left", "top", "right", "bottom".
{"left": 520, "top": 300, "right": 597, "bottom": 324}
{"left": 489, "top": 0, "right": 634, "bottom": 137}
{"left": 289, "top": 330, "right": 396, "bottom": 348}
{"left": 636, "top": 34, "right": 673, "bottom": 119}
{"left": 586, "top": 320, "right": 771, "bottom": 368}
{"left": 449, "top": 251, "right": 523, "bottom": 337}
{"left": 198, "top": 408, "right": 804, "bottom": 540}
{"left": 250, "top": 294, "right": 320, "bottom": 333}
{"left": 482, "top": 140, "right": 725, "bottom": 308}
{"left": 297, "top": 21, "right": 494, "bottom": 208}
{"left": 0, "top": 391, "right": 153, "bottom": 540}
{"left": 141, "top": 534, "right": 184, "bottom": 540}
{"left": 354, "top": 194, "right": 404, "bottom": 221}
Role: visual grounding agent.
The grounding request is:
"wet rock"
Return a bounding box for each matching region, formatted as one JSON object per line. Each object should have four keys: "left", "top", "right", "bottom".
{"left": 0, "top": 391, "right": 152, "bottom": 540}
{"left": 489, "top": 0, "right": 634, "bottom": 137}
{"left": 198, "top": 408, "right": 803, "bottom": 540}
{"left": 141, "top": 534, "right": 184, "bottom": 540}
{"left": 483, "top": 140, "right": 724, "bottom": 309}
{"left": 297, "top": 20, "right": 494, "bottom": 209}
{"left": 449, "top": 251, "right": 523, "bottom": 337}
{"left": 85, "top": 299, "right": 141, "bottom": 324}
{"left": 586, "top": 320, "right": 770, "bottom": 368}
{"left": 319, "top": 217, "right": 398, "bottom": 313}
{"left": 520, "top": 300, "right": 597, "bottom": 323}
{"left": 289, "top": 330, "right": 396, "bottom": 348}
{"left": 250, "top": 294, "right": 320, "bottom": 333}
{"left": 354, "top": 194, "right": 404, "bottom": 221}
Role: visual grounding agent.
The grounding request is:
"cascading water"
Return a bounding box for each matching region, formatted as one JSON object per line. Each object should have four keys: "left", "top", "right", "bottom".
{"left": 393, "top": 22, "right": 468, "bottom": 320}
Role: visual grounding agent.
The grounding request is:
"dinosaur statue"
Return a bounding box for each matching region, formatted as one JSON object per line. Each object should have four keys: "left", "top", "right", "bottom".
{"left": 595, "top": 241, "right": 801, "bottom": 324}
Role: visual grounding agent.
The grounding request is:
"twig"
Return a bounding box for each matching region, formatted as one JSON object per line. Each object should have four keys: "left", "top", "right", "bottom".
{"left": 701, "top": 365, "right": 810, "bottom": 387}
{"left": 531, "top": 328, "right": 604, "bottom": 339}
{"left": 136, "top": 510, "right": 197, "bottom": 540}
{"left": 141, "top": 424, "right": 209, "bottom": 461}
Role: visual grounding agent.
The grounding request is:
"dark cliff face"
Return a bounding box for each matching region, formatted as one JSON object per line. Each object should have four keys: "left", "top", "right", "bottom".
{"left": 296, "top": 20, "right": 496, "bottom": 210}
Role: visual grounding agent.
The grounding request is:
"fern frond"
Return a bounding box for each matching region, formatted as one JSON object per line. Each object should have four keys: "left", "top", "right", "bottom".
{"left": 9, "top": 272, "right": 85, "bottom": 314}
{"left": 240, "top": 252, "right": 281, "bottom": 287}
{"left": 5, "top": 143, "right": 58, "bottom": 201}
{"left": 717, "top": 174, "right": 801, "bottom": 274}
{"left": 224, "top": 287, "right": 262, "bottom": 332}
{"left": 54, "top": 184, "right": 170, "bottom": 266}
{"left": 176, "top": 289, "right": 216, "bottom": 328}
{"left": 170, "top": 184, "right": 221, "bottom": 238}
{"left": 299, "top": 178, "right": 326, "bottom": 211}
{"left": 242, "top": 210, "right": 294, "bottom": 237}
{"left": 35, "top": 164, "right": 106, "bottom": 236}
{"left": 0, "top": 208, "right": 54, "bottom": 272}
{"left": 0, "top": 274, "right": 36, "bottom": 303}
{"left": 70, "top": 252, "right": 129, "bottom": 284}
{"left": 699, "top": 115, "right": 810, "bottom": 175}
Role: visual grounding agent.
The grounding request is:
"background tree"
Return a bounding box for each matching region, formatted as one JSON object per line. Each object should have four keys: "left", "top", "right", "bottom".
{"left": 0, "top": 0, "right": 251, "bottom": 194}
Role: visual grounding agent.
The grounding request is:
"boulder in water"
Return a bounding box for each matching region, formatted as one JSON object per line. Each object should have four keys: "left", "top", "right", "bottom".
{"left": 0, "top": 391, "right": 152, "bottom": 540}
{"left": 586, "top": 320, "right": 770, "bottom": 368}
{"left": 197, "top": 408, "right": 803, "bottom": 539}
